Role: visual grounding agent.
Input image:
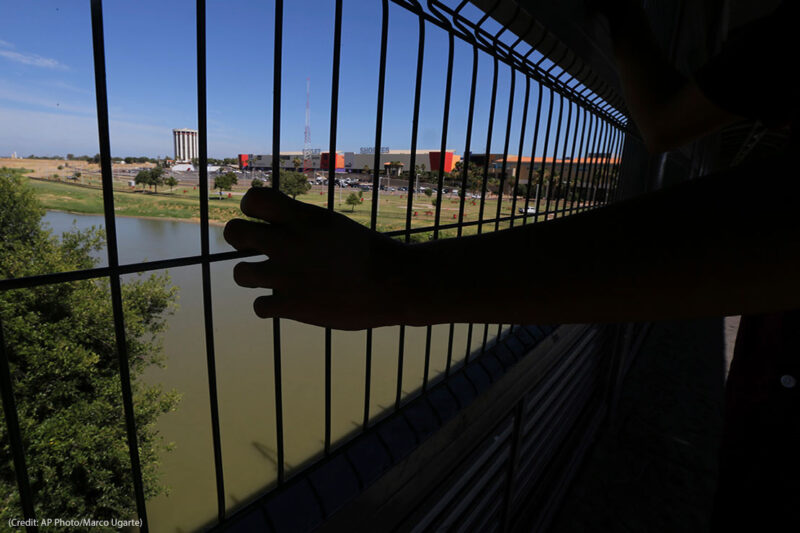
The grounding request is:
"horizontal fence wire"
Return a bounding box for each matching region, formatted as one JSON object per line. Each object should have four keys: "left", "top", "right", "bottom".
{"left": 0, "top": 0, "right": 630, "bottom": 530}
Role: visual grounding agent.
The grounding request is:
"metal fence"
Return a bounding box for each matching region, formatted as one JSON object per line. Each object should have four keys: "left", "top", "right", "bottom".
{"left": 0, "top": 0, "right": 630, "bottom": 531}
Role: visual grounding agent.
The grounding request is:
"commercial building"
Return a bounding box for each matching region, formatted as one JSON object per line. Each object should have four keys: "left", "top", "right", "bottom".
{"left": 240, "top": 149, "right": 460, "bottom": 174}
{"left": 490, "top": 154, "right": 620, "bottom": 183}
{"left": 173, "top": 129, "right": 199, "bottom": 163}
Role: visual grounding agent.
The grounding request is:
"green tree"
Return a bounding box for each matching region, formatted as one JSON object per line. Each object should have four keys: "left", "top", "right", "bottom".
{"left": 451, "top": 161, "right": 484, "bottom": 193}
{"left": 279, "top": 171, "right": 312, "bottom": 199}
{"left": 214, "top": 171, "right": 238, "bottom": 192}
{"left": 251, "top": 178, "right": 265, "bottom": 188}
{"left": 149, "top": 166, "right": 165, "bottom": 193}
{"left": 134, "top": 169, "right": 150, "bottom": 191}
{"left": 134, "top": 168, "right": 165, "bottom": 193}
{"left": 292, "top": 157, "right": 302, "bottom": 171}
{"left": 0, "top": 168, "right": 179, "bottom": 523}
{"left": 345, "top": 192, "right": 361, "bottom": 212}
{"left": 165, "top": 176, "right": 178, "bottom": 192}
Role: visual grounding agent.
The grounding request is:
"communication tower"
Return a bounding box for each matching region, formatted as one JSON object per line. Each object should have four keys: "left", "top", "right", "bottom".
{"left": 303, "top": 78, "right": 312, "bottom": 178}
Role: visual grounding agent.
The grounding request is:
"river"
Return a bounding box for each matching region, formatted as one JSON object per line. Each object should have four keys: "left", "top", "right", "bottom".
{"left": 42, "top": 211, "right": 503, "bottom": 532}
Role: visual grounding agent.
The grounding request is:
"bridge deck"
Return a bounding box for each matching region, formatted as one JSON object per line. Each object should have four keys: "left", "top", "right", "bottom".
{"left": 550, "top": 318, "right": 740, "bottom": 532}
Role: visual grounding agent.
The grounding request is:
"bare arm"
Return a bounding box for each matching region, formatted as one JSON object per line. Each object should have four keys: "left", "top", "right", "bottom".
{"left": 225, "top": 159, "right": 800, "bottom": 330}
{"left": 596, "top": 1, "right": 740, "bottom": 152}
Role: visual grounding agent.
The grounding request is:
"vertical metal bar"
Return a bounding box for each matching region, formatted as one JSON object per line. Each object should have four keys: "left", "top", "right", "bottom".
{"left": 552, "top": 97, "right": 574, "bottom": 219}
{"left": 432, "top": 21, "right": 454, "bottom": 238}
{"left": 423, "top": 326, "right": 432, "bottom": 392}
{"left": 611, "top": 130, "right": 625, "bottom": 202}
{"left": 464, "top": 323, "right": 473, "bottom": 364}
{"left": 458, "top": 44, "right": 478, "bottom": 368}
{"left": 271, "top": 0, "right": 285, "bottom": 485}
{"left": 458, "top": 47, "right": 478, "bottom": 237}
{"left": 324, "top": 0, "right": 343, "bottom": 458}
{"left": 445, "top": 322, "right": 455, "bottom": 376}
{"left": 534, "top": 88, "right": 555, "bottom": 222}
{"left": 0, "top": 320, "right": 37, "bottom": 532}
{"left": 395, "top": 328, "right": 405, "bottom": 410}
{"left": 363, "top": 329, "right": 372, "bottom": 429}
{"left": 543, "top": 93, "right": 564, "bottom": 222}
{"left": 606, "top": 128, "right": 624, "bottom": 204}
{"left": 559, "top": 101, "right": 581, "bottom": 217}
{"left": 399, "top": 1, "right": 425, "bottom": 402}
{"left": 566, "top": 106, "right": 589, "bottom": 216}
{"left": 370, "top": 0, "right": 389, "bottom": 230}
{"left": 588, "top": 120, "right": 611, "bottom": 209}
{"left": 494, "top": 67, "right": 515, "bottom": 232}
{"left": 508, "top": 75, "right": 530, "bottom": 229}
{"left": 522, "top": 85, "right": 544, "bottom": 225}
{"left": 598, "top": 127, "right": 617, "bottom": 206}
{"left": 580, "top": 114, "right": 602, "bottom": 213}
{"left": 430, "top": 2, "right": 455, "bottom": 387}
{"left": 575, "top": 112, "right": 597, "bottom": 214}
{"left": 196, "top": 0, "right": 226, "bottom": 521}
{"left": 607, "top": 128, "right": 622, "bottom": 202}
{"left": 90, "top": 1, "right": 148, "bottom": 528}
{"left": 613, "top": 132, "right": 628, "bottom": 203}
{"left": 477, "top": 55, "right": 498, "bottom": 235}
{"left": 403, "top": 5, "right": 425, "bottom": 242}
{"left": 594, "top": 125, "right": 611, "bottom": 206}
{"left": 476, "top": 51, "right": 500, "bottom": 356}
{"left": 364, "top": 0, "right": 388, "bottom": 432}
{"left": 324, "top": 325, "right": 332, "bottom": 455}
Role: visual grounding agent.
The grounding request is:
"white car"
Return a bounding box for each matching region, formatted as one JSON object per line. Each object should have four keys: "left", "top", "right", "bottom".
{"left": 518, "top": 206, "right": 536, "bottom": 215}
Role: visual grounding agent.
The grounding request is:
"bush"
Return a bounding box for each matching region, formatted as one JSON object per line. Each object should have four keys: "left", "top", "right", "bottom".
{"left": 0, "top": 169, "right": 180, "bottom": 521}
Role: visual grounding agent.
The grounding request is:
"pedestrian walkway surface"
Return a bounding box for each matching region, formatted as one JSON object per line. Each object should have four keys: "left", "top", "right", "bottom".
{"left": 549, "top": 319, "right": 732, "bottom": 533}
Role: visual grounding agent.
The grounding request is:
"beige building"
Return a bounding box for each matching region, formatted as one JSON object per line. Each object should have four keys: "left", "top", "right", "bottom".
{"left": 173, "top": 129, "right": 198, "bottom": 163}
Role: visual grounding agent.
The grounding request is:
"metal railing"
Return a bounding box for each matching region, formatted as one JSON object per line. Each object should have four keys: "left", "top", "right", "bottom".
{"left": 0, "top": 1, "right": 630, "bottom": 531}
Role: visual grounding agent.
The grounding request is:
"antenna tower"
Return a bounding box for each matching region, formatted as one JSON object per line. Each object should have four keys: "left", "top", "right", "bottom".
{"left": 303, "top": 78, "right": 312, "bottom": 178}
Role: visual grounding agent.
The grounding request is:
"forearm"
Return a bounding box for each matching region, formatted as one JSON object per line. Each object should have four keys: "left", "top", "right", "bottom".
{"left": 403, "top": 156, "right": 800, "bottom": 325}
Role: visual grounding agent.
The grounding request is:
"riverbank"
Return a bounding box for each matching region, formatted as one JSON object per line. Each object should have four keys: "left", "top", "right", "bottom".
{"left": 27, "top": 176, "right": 245, "bottom": 225}
{"left": 20, "top": 169, "right": 576, "bottom": 235}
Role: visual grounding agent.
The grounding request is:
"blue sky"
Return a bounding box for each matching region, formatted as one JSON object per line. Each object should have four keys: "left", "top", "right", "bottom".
{"left": 0, "top": 0, "right": 603, "bottom": 160}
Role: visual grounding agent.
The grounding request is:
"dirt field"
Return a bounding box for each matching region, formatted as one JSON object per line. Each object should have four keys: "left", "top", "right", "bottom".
{"left": 0, "top": 158, "right": 155, "bottom": 179}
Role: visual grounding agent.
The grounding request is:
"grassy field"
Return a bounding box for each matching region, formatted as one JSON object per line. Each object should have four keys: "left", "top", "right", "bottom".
{"left": 16, "top": 164, "right": 594, "bottom": 237}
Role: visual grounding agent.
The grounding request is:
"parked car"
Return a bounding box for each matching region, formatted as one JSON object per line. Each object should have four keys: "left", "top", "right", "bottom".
{"left": 518, "top": 206, "right": 537, "bottom": 215}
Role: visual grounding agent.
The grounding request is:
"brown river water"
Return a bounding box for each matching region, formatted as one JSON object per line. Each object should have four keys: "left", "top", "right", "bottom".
{"left": 43, "top": 211, "right": 504, "bottom": 532}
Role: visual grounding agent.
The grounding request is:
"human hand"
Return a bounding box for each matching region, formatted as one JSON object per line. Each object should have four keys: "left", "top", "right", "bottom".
{"left": 223, "top": 187, "right": 412, "bottom": 329}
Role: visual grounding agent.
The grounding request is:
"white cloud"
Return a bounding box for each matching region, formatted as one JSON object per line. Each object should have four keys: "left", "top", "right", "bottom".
{"left": 0, "top": 49, "right": 67, "bottom": 70}
{"left": 0, "top": 39, "right": 13, "bottom": 48}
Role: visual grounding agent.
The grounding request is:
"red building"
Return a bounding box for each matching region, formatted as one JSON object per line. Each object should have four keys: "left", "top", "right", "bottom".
{"left": 428, "top": 151, "right": 456, "bottom": 173}
{"left": 320, "top": 152, "right": 345, "bottom": 172}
